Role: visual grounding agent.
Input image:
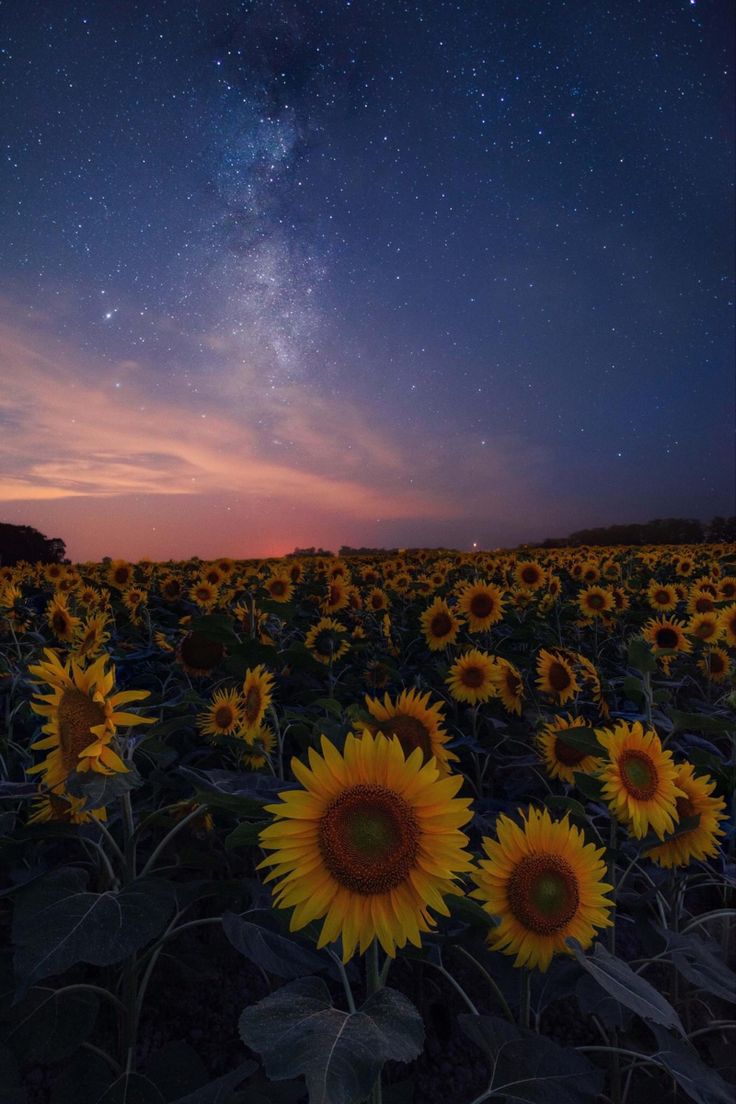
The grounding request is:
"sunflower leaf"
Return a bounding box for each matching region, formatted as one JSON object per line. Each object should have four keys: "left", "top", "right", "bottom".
{"left": 657, "top": 928, "right": 736, "bottom": 1003}
{"left": 648, "top": 1024, "right": 733, "bottom": 1104}
{"left": 545, "top": 727, "right": 603, "bottom": 756}
{"left": 627, "top": 637, "right": 658, "bottom": 673}
{"left": 571, "top": 772, "right": 604, "bottom": 801}
{"left": 566, "top": 939, "right": 685, "bottom": 1033}
{"left": 239, "top": 976, "right": 424, "bottom": 1104}
{"left": 0, "top": 984, "right": 99, "bottom": 1065}
{"left": 167, "top": 1058, "right": 257, "bottom": 1104}
{"left": 222, "top": 911, "right": 328, "bottom": 979}
{"left": 459, "top": 1013, "right": 604, "bottom": 1102}
{"left": 12, "top": 868, "right": 176, "bottom": 992}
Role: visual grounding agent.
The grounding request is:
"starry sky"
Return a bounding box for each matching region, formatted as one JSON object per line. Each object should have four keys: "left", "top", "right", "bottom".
{"left": 0, "top": 0, "right": 733, "bottom": 561}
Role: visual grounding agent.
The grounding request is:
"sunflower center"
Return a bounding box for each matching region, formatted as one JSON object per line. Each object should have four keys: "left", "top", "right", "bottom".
{"left": 675, "top": 795, "right": 696, "bottom": 820}
{"left": 521, "top": 567, "right": 538, "bottom": 584}
{"left": 710, "top": 653, "right": 726, "bottom": 674}
{"left": 430, "top": 611, "right": 453, "bottom": 637}
{"left": 553, "top": 736, "right": 586, "bottom": 766}
{"left": 215, "top": 705, "right": 235, "bottom": 729}
{"left": 179, "top": 631, "right": 224, "bottom": 673}
{"left": 318, "top": 784, "right": 419, "bottom": 895}
{"left": 374, "top": 714, "right": 433, "bottom": 761}
{"left": 619, "top": 749, "right": 658, "bottom": 800}
{"left": 243, "top": 687, "right": 262, "bottom": 725}
{"left": 470, "top": 593, "right": 493, "bottom": 618}
{"left": 57, "top": 688, "right": 107, "bottom": 769}
{"left": 587, "top": 594, "right": 605, "bottom": 610}
{"left": 548, "top": 661, "right": 572, "bottom": 692}
{"left": 507, "top": 854, "right": 580, "bottom": 935}
{"left": 654, "top": 590, "right": 670, "bottom": 604}
{"left": 695, "top": 596, "right": 714, "bottom": 612}
{"left": 52, "top": 610, "right": 70, "bottom": 635}
{"left": 655, "top": 628, "right": 678, "bottom": 649}
{"left": 271, "top": 580, "right": 286, "bottom": 595}
{"left": 461, "top": 664, "right": 486, "bottom": 688}
{"left": 696, "top": 620, "right": 717, "bottom": 640}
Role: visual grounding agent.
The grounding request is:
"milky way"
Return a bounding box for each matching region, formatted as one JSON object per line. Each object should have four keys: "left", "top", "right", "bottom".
{"left": 0, "top": 0, "right": 733, "bottom": 559}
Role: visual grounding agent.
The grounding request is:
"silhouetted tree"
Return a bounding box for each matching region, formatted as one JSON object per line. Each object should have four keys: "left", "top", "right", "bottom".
{"left": 0, "top": 523, "right": 67, "bottom": 566}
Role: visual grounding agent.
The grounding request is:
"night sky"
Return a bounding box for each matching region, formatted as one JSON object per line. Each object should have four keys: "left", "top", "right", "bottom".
{"left": 1, "top": 0, "right": 733, "bottom": 561}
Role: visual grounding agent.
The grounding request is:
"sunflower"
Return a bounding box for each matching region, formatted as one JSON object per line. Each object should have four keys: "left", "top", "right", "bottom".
{"left": 27, "top": 650, "right": 153, "bottom": 794}
{"left": 189, "top": 579, "right": 219, "bottom": 610}
{"left": 242, "top": 665, "right": 275, "bottom": 734}
{"left": 367, "top": 587, "right": 390, "bottom": 613}
{"left": 46, "top": 594, "right": 80, "bottom": 643}
{"left": 447, "top": 649, "right": 497, "bottom": 705}
{"left": 537, "top": 714, "right": 602, "bottom": 784}
{"left": 176, "top": 630, "right": 225, "bottom": 677}
{"left": 363, "top": 688, "right": 457, "bottom": 774}
{"left": 597, "top": 721, "right": 684, "bottom": 839}
{"left": 647, "top": 582, "right": 678, "bottom": 612}
{"left": 239, "top": 723, "right": 277, "bottom": 770}
{"left": 514, "top": 561, "right": 546, "bottom": 591}
{"left": 642, "top": 617, "right": 691, "bottom": 659}
{"left": 697, "top": 647, "right": 731, "bottom": 683}
{"left": 28, "top": 791, "right": 107, "bottom": 825}
{"left": 259, "top": 731, "right": 474, "bottom": 961}
{"left": 420, "top": 597, "right": 461, "bottom": 651}
{"left": 577, "top": 586, "right": 614, "bottom": 620}
{"left": 687, "top": 588, "right": 717, "bottom": 616}
{"left": 364, "top": 658, "right": 393, "bottom": 690}
{"left": 456, "top": 582, "right": 505, "bottom": 632}
{"left": 471, "top": 807, "right": 613, "bottom": 972}
{"left": 322, "top": 576, "right": 349, "bottom": 614}
{"left": 159, "top": 574, "right": 184, "bottom": 602}
{"left": 265, "top": 575, "right": 294, "bottom": 603}
{"left": 644, "top": 762, "right": 727, "bottom": 868}
{"left": 73, "top": 613, "right": 111, "bottom": 660}
{"left": 717, "top": 576, "right": 736, "bottom": 601}
{"left": 490, "top": 658, "right": 524, "bottom": 715}
{"left": 197, "top": 687, "right": 243, "bottom": 739}
{"left": 719, "top": 603, "right": 736, "bottom": 647}
{"left": 686, "top": 612, "right": 722, "bottom": 644}
{"left": 108, "top": 559, "right": 135, "bottom": 590}
{"left": 122, "top": 587, "right": 148, "bottom": 620}
{"left": 305, "top": 617, "right": 350, "bottom": 665}
{"left": 536, "top": 650, "right": 579, "bottom": 705}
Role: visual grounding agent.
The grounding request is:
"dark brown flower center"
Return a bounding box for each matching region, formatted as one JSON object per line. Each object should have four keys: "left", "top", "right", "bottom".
{"left": 619, "top": 749, "right": 658, "bottom": 800}
{"left": 270, "top": 580, "right": 286, "bottom": 596}
{"left": 709, "top": 652, "right": 726, "bottom": 674}
{"left": 430, "top": 611, "right": 453, "bottom": 637}
{"left": 675, "top": 794, "right": 696, "bottom": 820}
{"left": 654, "top": 589, "right": 671, "bottom": 604}
{"left": 58, "top": 688, "right": 107, "bottom": 770}
{"left": 215, "top": 705, "right": 235, "bottom": 729}
{"left": 52, "top": 610, "right": 70, "bottom": 635}
{"left": 178, "top": 631, "right": 224, "bottom": 674}
{"left": 243, "top": 687, "right": 262, "bottom": 726}
{"left": 470, "top": 592, "right": 494, "bottom": 618}
{"left": 553, "top": 735, "right": 586, "bottom": 766}
{"left": 507, "top": 853, "right": 580, "bottom": 935}
{"left": 318, "top": 784, "right": 419, "bottom": 895}
{"left": 655, "top": 628, "right": 678, "bottom": 649}
{"left": 587, "top": 593, "right": 605, "bottom": 610}
{"left": 461, "top": 664, "right": 486, "bottom": 688}
{"left": 373, "top": 714, "right": 433, "bottom": 762}
{"left": 521, "top": 566, "right": 539, "bottom": 584}
{"left": 548, "top": 660, "right": 572, "bottom": 693}
{"left": 695, "top": 595, "right": 714, "bottom": 612}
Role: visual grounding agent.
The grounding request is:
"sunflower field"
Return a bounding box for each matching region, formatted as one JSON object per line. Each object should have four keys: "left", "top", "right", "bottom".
{"left": 0, "top": 544, "right": 734, "bottom": 1104}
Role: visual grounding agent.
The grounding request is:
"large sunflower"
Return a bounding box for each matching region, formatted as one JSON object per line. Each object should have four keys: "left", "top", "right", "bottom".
{"left": 420, "top": 597, "right": 461, "bottom": 651}
{"left": 27, "top": 650, "right": 153, "bottom": 795}
{"left": 242, "top": 665, "right": 275, "bottom": 734}
{"left": 447, "top": 649, "right": 497, "bottom": 705}
{"left": 363, "top": 688, "right": 457, "bottom": 774}
{"left": 597, "top": 721, "right": 684, "bottom": 839}
{"left": 644, "top": 762, "right": 727, "bottom": 868}
{"left": 259, "top": 731, "right": 474, "bottom": 961}
{"left": 537, "top": 714, "right": 601, "bottom": 785}
{"left": 536, "top": 650, "right": 579, "bottom": 705}
{"left": 456, "top": 582, "right": 505, "bottom": 632}
{"left": 471, "top": 807, "right": 613, "bottom": 972}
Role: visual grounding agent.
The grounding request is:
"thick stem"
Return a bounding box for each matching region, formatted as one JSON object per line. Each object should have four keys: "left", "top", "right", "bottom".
{"left": 519, "top": 968, "right": 531, "bottom": 1030}
{"left": 366, "top": 941, "right": 383, "bottom": 1104}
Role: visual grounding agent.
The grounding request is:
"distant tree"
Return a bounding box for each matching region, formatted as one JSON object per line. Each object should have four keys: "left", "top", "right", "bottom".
{"left": 538, "top": 517, "right": 717, "bottom": 548}
{"left": 706, "top": 516, "right": 736, "bottom": 543}
{"left": 0, "top": 522, "right": 67, "bottom": 566}
{"left": 286, "top": 547, "right": 334, "bottom": 557}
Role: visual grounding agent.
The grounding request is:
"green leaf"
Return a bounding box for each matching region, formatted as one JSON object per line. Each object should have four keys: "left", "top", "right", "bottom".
{"left": 49, "top": 1047, "right": 110, "bottom": 1104}
{"left": 0, "top": 1045, "right": 24, "bottom": 1104}
{"left": 12, "top": 869, "right": 175, "bottom": 991}
{"left": 97, "top": 1074, "right": 166, "bottom": 1104}
{"left": 313, "top": 698, "right": 343, "bottom": 718}
{"left": 649, "top": 1024, "right": 733, "bottom": 1104}
{"left": 544, "top": 795, "right": 588, "bottom": 820}
{"left": 0, "top": 985, "right": 98, "bottom": 1064}
{"left": 572, "top": 772, "right": 604, "bottom": 801}
{"left": 567, "top": 939, "right": 684, "bottom": 1033}
{"left": 224, "top": 821, "right": 267, "bottom": 850}
{"left": 459, "top": 1014, "right": 603, "bottom": 1102}
{"left": 544, "top": 727, "right": 603, "bottom": 757}
{"left": 660, "top": 929, "right": 736, "bottom": 1004}
{"left": 622, "top": 676, "right": 645, "bottom": 704}
{"left": 668, "top": 709, "right": 734, "bottom": 736}
{"left": 222, "top": 912, "right": 327, "bottom": 979}
{"left": 636, "top": 815, "right": 700, "bottom": 852}
{"left": 192, "top": 791, "right": 267, "bottom": 817}
{"left": 446, "top": 893, "right": 498, "bottom": 929}
{"left": 145, "top": 1041, "right": 208, "bottom": 1102}
{"left": 65, "top": 764, "right": 144, "bottom": 809}
{"left": 189, "top": 615, "right": 240, "bottom": 645}
{"left": 627, "top": 637, "right": 657, "bottom": 673}
{"left": 170, "top": 1061, "right": 257, "bottom": 1104}
{"left": 239, "top": 976, "right": 424, "bottom": 1104}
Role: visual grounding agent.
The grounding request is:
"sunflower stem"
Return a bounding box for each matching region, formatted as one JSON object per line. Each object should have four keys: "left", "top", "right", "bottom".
{"left": 519, "top": 968, "right": 531, "bottom": 1030}
{"left": 366, "top": 941, "right": 383, "bottom": 1104}
{"left": 607, "top": 817, "right": 622, "bottom": 1104}
{"left": 140, "top": 804, "right": 205, "bottom": 876}
{"left": 453, "top": 945, "right": 514, "bottom": 1023}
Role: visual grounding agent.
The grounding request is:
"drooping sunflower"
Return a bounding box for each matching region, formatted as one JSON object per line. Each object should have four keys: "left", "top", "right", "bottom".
{"left": 644, "top": 762, "right": 727, "bottom": 868}
{"left": 27, "top": 650, "right": 153, "bottom": 794}
{"left": 176, "top": 630, "right": 225, "bottom": 677}
{"left": 420, "top": 597, "right": 462, "bottom": 651}
{"left": 242, "top": 665, "right": 275, "bottom": 734}
{"left": 28, "top": 791, "right": 107, "bottom": 825}
{"left": 537, "top": 714, "right": 602, "bottom": 785}
{"left": 456, "top": 582, "right": 505, "bottom": 632}
{"left": 577, "top": 586, "right": 614, "bottom": 620}
{"left": 322, "top": 576, "right": 350, "bottom": 614}
{"left": 471, "top": 807, "right": 613, "bottom": 972}
{"left": 305, "top": 617, "right": 350, "bottom": 665}
{"left": 490, "top": 658, "right": 524, "bottom": 715}
{"left": 697, "top": 647, "right": 731, "bottom": 683}
{"left": 72, "top": 613, "right": 111, "bottom": 660}
{"left": 647, "top": 581, "right": 679, "bottom": 612}
{"left": 536, "top": 650, "right": 579, "bottom": 705}
{"left": 514, "top": 560, "right": 546, "bottom": 591}
{"left": 239, "top": 723, "right": 276, "bottom": 771}
{"left": 719, "top": 603, "right": 736, "bottom": 647}
{"left": 447, "top": 649, "right": 497, "bottom": 705}
{"left": 362, "top": 687, "right": 457, "bottom": 774}
{"left": 46, "top": 594, "right": 80, "bottom": 643}
{"left": 259, "top": 731, "right": 474, "bottom": 961}
{"left": 597, "top": 721, "right": 684, "bottom": 839}
{"left": 197, "top": 687, "right": 243, "bottom": 739}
